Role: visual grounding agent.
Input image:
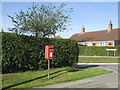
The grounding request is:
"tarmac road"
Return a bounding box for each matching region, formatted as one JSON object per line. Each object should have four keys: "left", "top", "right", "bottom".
{"left": 77, "top": 63, "right": 119, "bottom": 72}
{"left": 38, "top": 63, "right": 119, "bottom": 88}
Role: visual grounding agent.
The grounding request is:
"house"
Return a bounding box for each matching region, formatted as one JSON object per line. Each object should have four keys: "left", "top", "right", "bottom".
{"left": 48, "top": 34, "right": 63, "bottom": 39}
{"left": 70, "top": 21, "right": 120, "bottom": 46}
{"left": 54, "top": 35, "right": 63, "bottom": 39}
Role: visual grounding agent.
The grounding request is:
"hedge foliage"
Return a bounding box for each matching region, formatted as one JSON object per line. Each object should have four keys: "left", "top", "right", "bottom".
{"left": 2, "top": 33, "right": 79, "bottom": 73}
{"left": 79, "top": 46, "right": 120, "bottom": 56}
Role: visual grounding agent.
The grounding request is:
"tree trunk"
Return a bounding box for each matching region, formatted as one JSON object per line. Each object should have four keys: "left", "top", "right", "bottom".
{"left": 35, "top": 32, "right": 38, "bottom": 37}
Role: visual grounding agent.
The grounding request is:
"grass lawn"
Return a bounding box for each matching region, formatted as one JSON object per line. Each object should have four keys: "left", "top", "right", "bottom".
{"left": 2, "top": 66, "right": 112, "bottom": 89}
{"left": 79, "top": 57, "right": 119, "bottom": 63}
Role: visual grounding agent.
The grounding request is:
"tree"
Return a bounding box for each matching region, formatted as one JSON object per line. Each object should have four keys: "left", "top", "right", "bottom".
{"left": 8, "top": 3, "right": 73, "bottom": 37}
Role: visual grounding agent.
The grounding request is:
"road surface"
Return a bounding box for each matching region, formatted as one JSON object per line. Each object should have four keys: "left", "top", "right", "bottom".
{"left": 37, "top": 64, "right": 119, "bottom": 88}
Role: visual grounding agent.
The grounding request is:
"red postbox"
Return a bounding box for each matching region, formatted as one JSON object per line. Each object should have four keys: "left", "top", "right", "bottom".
{"left": 45, "top": 45, "right": 54, "bottom": 60}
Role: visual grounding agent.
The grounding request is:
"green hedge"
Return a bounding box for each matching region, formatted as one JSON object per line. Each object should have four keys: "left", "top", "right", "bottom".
{"left": 2, "top": 33, "right": 79, "bottom": 73}
{"left": 79, "top": 46, "right": 120, "bottom": 56}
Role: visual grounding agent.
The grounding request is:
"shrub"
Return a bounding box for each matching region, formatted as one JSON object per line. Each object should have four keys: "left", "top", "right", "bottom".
{"left": 79, "top": 46, "right": 120, "bottom": 56}
{"left": 2, "top": 33, "right": 79, "bottom": 73}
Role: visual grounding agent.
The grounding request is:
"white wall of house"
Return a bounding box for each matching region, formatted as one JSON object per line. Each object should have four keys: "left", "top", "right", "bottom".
{"left": 78, "top": 40, "right": 115, "bottom": 46}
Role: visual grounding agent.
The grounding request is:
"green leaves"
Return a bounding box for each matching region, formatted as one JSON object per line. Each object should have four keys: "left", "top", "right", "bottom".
{"left": 79, "top": 46, "right": 119, "bottom": 56}
{"left": 8, "top": 3, "right": 73, "bottom": 37}
{"left": 2, "top": 33, "right": 78, "bottom": 73}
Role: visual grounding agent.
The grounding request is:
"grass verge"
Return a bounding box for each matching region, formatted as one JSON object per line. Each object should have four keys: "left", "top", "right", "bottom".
{"left": 2, "top": 66, "right": 112, "bottom": 89}
{"left": 79, "top": 57, "right": 119, "bottom": 63}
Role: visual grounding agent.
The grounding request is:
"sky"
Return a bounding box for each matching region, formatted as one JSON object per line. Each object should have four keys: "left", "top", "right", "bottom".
{"left": 1, "top": 1, "right": 119, "bottom": 38}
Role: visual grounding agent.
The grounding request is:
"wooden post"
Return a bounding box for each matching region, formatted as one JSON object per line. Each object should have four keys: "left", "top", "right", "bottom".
{"left": 114, "top": 51, "right": 115, "bottom": 56}
{"left": 107, "top": 51, "right": 109, "bottom": 57}
{"left": 48, "top": 60, "right": 50, "bottom": 79}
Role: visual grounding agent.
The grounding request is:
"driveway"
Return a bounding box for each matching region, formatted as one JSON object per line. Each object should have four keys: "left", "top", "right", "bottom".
{"left": 77, "top": 63, "right": 119, "bottom": 72}
{"left": 38, "top": 63, "right": 119, "bottom": 88}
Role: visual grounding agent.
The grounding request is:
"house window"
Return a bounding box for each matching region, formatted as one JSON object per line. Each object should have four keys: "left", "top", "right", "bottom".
{"left": 108, "top": 42, "right": 113, "bottom": 46}
{"left": 92, "top": 43, "right": 96, "bottom": 46}
{"left": 85, "top": 43, "right": 88, "bottom": 46}
{"left": 100, "top": 42, "right": 104, "bottom": 46}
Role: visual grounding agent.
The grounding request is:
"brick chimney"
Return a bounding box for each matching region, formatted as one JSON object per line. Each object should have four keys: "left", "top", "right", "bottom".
{"left": 1, "top": 29, "right": 4, "bottom": 32}
{"left": 108, "top": 21, "right": 112, "bottom": 31}
{"left": 81, "top": 26, "right": 85, "bottom": 34}
{"left": 48, "top": 35, "right": 50, "bottom": 38}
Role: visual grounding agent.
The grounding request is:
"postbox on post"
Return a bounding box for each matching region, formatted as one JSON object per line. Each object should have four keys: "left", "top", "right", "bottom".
{"left": 45, "top": 45, "right": 54, "bottom": 60}
{"left": 45, "top": 45, "right": 54, "bottom": 79}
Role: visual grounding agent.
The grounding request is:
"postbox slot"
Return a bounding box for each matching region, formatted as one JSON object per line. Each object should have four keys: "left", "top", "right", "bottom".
{"left": 49, "top": 48, "right": 53, "bottom": 49}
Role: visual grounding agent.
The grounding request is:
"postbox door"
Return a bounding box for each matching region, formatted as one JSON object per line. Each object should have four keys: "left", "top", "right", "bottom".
{"left": 48, "top": 49, "right": 54, "bottom": 59}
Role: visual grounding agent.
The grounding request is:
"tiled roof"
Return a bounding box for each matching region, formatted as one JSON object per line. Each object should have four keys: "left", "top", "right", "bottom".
{"left": 54, "top": 35, "right": 63, "bottom": 39}
{"left": 70, "top": 28, "right": 120, "bottom": 42}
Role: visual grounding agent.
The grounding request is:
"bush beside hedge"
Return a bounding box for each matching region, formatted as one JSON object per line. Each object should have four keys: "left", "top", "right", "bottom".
{"left": 2, "top": 33, "right": 79, "bottom": 73}
{"left": 79, "top": 46, "right": 120, "bottom": 56}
